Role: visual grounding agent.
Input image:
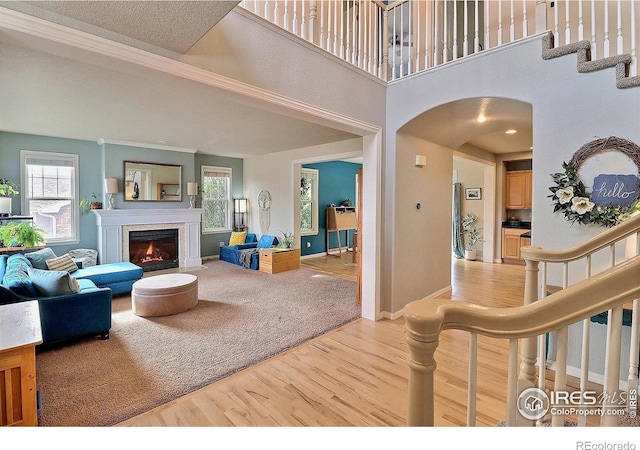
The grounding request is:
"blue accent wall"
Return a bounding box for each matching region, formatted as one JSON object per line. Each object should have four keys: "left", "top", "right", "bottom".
{"left": 0, "top": 131, "right": 244, "bottom": 258}
{"left": 301, "top": 161, "right": 362, "bottom": 257}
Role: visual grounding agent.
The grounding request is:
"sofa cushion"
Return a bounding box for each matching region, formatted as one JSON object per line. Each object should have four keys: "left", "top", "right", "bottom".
{"left": 0, "top": 255, "right": 6, "bottom": 282}
{"left": 28, "top": 267, "right": 81, "bottom": 297}
{"left": 257, "top": 235, "right": 279, "bottom": 249}
{"left": 25, "top": 247, "right": 57, "bottom": 270}
{"left": 229, "top": 231, "right": 247, "bottom": 246}
{"left": 3, "top": 254, "right": 37, "bottom": 297}
{"left": 46, "top": 253, "right": 79, "bottom": 272}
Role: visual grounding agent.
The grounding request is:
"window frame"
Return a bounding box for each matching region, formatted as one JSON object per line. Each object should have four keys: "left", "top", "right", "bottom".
{"left": 20, "top": 149, "right": 80, "bottom": 245}
{"left": 300, "top": 168, "right": 319, "bottom": 236}
{"left": 201, "top": 165, "right": 233, "bottom": 234}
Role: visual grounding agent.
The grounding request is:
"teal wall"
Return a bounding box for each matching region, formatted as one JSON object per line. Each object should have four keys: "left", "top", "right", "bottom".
{"left": 0, "top": 131, "right": 244, "bottom": 258}
{"left": 301, "top": 161, "right": 361, "bottom": 257}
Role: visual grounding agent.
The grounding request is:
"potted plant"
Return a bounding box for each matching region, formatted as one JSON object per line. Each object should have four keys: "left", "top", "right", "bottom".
{"left": 462, "top": 212, "right": 484, "bottom": 260}
{"left": 278, "top": 230, "right": 294, "bottom": 249}
{"left": 0, "top": 221, "right": 46, "bottom": 248}
{"left": 80, "top": 192, "right": 102, "bottom": 215}
{"left": 0, "top": 178, "right": 19, "bottom": 216}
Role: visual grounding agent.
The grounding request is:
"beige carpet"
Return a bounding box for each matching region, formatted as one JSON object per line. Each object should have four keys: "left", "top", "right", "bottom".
{"left": 35, "top": 260, "right": 361, "bottom": 426}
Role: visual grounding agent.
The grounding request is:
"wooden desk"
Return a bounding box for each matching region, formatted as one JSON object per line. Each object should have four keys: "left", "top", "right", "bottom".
{"left": 0, "top": 301, "right": 42, "bottom": 426}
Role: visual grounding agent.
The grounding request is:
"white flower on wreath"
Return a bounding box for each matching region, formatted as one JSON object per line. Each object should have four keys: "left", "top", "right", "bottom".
{"left": 555, "top": 186, "right": 574, "bottom": 204}
{"left": 570, "top": 196, "right": 595, "bottom": 215}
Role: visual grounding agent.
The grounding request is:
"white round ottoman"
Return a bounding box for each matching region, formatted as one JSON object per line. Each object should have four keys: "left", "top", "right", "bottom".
{"left": 131, "top": 273, "right": 198, "bottom": 317}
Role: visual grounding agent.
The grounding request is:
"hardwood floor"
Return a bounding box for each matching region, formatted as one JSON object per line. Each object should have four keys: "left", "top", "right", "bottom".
{"left": 117, "top": 258, "right": 526, "bottom": 428}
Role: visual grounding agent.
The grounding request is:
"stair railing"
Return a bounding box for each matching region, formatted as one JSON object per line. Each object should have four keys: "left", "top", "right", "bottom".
{"left": 404, "top": 213, "right": 640, "bottom": 426}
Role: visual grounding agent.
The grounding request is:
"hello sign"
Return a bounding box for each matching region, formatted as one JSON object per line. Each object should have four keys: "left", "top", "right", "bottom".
{"left": 591, "top": 174, "right": 640, "bottom": 207}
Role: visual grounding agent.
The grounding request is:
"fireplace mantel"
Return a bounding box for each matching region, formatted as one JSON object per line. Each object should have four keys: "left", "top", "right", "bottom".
{"left": 93, "top": 208, "right": 202, "bottom": 268}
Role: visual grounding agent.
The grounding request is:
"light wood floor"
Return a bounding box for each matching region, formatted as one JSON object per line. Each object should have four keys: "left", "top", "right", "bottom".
{"left": 117, "top": 257, "right": 527, "bottom": 427}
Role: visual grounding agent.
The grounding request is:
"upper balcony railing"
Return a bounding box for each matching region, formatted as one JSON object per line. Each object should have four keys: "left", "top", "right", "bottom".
{"left": 239, "top": 0, "right": 638, "bottom": 82}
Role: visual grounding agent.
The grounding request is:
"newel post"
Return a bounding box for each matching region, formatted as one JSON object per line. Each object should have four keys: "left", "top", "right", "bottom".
{"left": 404, "top": 300, "right": 443, "bottom": 426}
{"left": 515, "top": 256, "right": 540, "bottom": 425}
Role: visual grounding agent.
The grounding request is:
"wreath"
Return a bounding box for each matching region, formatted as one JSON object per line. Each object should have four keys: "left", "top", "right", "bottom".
{"left": 549, "top": 137, "right": 640, "bottom": 227}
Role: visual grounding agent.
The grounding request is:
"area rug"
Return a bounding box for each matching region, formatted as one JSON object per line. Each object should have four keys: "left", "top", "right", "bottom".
{"left": 35, "top": 260, "right": 360, "bottom": 426}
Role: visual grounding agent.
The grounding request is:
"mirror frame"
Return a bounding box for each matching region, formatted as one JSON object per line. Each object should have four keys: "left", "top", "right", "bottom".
{"left": 123, "top": 161, "right": 183, "bottom": 202}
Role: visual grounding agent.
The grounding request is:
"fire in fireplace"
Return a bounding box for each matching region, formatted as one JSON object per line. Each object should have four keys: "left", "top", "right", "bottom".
{"left": 129, "top": 229, "right": 179, "bottom": 272}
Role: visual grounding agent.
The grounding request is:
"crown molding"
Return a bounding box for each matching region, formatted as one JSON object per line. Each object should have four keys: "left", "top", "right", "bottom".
{"left": 0, "top": 6, "right": 381, "bottom": 137}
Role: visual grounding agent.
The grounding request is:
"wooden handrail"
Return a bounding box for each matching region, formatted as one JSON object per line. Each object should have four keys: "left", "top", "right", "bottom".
{"left": 520, "top": 213, "right": 640, "bottom": 263}
{"left": 405, "top": 256, "right": 640, "bottom": 426}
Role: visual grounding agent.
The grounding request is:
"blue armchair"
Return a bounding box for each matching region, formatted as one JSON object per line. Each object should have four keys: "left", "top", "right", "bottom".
{"left": 219, "top": 233, "right": 279, "bottom": 269}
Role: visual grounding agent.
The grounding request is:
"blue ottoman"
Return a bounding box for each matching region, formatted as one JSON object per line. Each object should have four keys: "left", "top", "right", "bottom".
{"left": 73, "top": 262, "right": 144, "bottom": 296}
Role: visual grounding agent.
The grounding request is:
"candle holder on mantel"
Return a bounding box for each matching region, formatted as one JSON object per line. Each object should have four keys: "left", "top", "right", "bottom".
{"left": 187, "top": 182, "right": 198, "bottom": 209}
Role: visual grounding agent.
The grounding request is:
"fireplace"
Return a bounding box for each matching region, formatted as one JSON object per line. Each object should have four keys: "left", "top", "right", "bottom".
{"left": 129, "top": 229, "right": 179, "bottom": 272}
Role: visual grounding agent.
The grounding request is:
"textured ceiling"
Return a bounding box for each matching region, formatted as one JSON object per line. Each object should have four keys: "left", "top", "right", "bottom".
{"left": 9, "top": 1, "right": 240, "bottom": 54}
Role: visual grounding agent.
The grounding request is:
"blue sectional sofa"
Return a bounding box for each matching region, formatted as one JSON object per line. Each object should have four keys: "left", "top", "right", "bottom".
{"left": 0, "top": 251, "right": 143, "bottom": 345}
{"left": 219, "top": 233, "right": 279, "bottom": 269}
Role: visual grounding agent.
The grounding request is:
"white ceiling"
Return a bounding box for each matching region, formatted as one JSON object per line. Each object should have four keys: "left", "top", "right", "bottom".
{"left": 0, "top": 2, "right": 533, "bottom": 158}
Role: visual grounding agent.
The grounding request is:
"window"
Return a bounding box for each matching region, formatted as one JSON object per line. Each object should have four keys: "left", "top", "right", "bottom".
{"left": 300, "top": 168, "right": 319, "bottom": 235}
{"left": 201, "top": 166, "right": 232, "bottom": 232}
{"left": 21, "top": 150, "right": 79, "bottom": 244}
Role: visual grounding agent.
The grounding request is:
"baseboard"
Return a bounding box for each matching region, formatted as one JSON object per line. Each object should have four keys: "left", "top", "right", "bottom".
{"left": 382, "top": 285, "right": 453, "bottom": 321}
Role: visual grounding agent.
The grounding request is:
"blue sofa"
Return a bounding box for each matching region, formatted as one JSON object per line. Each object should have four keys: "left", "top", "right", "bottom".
{"left": 0, "top": 252, "right": 143, "bottom": 345}
{"left": 219, "top": 233, "right": 279, "bottom": 269}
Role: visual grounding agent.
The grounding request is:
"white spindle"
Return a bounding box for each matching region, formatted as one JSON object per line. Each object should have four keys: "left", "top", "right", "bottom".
{"left": 293, "top": 0, "right": 298, "bottom": 35}
{"left": 333, "top": 0, "right": 338, "bottom": 55}
{"left": 498, "top": 0, "right": 503, "bottom": 46}
{"left": 552, "top": 325, "right": 569, "bottom": 427}
{"left": 474, "top": 0, "right": 479, "bottom": 52}
{"left": 265, "top": 0, "right": 270, "bottom": 21}
{"left": 391, "top": 7, "right": 396, "bottom": 79}
{"left": 400, "top": 3, "right": 405, "bottom": 77}
{"left": 578, "top": 0, "right": 584, "bottom": 41}
{"left": 467, "top": 332, "right": 478, "bottom": 426}
{"left": 319, "top": 0, "right": 324, "bottom": 49}
{"left": 629, "top": 299, "right": 640, "bottom": 416}
{"left": 591, "top": 0, "right": 598, "bottom": 59}
{"left": 463, "top": 0, "right": 469, "bottom": 57}
{"left": 617, "top": 0, "right": 623, "bottom": 54}
{"left": 407, "top": 1, "right": 413, "bottom": 75}
{"left": 565, "top": 0, "right": 571, "bottom": 45}
{"left": 443, "top": 0, "right": 449, "bottom": 63}
{"left": 632, "top": 0, "right": 637, "bottom": 76}
{"left": 506, "top": 338, "right": 519, "bottom": 426}
{"left": 453, "top": 0, "right": 459, "bottom": 60}
{"left": 425, "top": 0, "right": 431, "bottom": 69}
{"left": 510, "top": 0, "right": 515, "bottom": 42}
{"left": 346, "top": 1, "right": 351, "bottom": 64}
{"left": 485, "top": 0, "right": 490, "bottom": 50}
{"left": 301, "top": 0, "right": 306, "bottom": 41}
{"left": 434, "top": 0, "right": 440, "bottom": 66}
{"left": 416, "top": 0, "right": 421, "bottom": 71}
{"left": 522, "top": 0, "right": 528, "bottom": 38}
{"left": 604, "top": 0, "right": 611, "bottom": 57}
{"left": 554, "top": 0, "right": 559, "bottom": 47}
{"left": 602, "top": 306, "right": 623, "bottom": 426}
{"left": 578, "top": 254, "right": 593, "bottom": 427}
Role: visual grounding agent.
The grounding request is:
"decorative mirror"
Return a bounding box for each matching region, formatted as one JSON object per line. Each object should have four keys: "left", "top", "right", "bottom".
{"left": 123, "top": 161, "right": 182, "bottom": 202}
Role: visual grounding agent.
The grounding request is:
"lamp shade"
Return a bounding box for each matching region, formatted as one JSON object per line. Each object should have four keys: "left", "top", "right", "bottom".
{"left": 187, "top": 182, "right": 198, "bottom": 196}
{"left": 105, "top": 178, "right": 118, "bottom": 194}
{"left": 235, "top": 198, "right": 247, "bottom": 213}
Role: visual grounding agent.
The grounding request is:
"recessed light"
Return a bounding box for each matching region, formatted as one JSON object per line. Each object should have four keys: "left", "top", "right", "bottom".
{"left": 157, "top": 140, "right": 168, "bottom": 144}
{"left": 505, "top": 129, "right": 517, "bottom": 134}
{"left": 476, "top": 115, "right": 487, "bottom": 123}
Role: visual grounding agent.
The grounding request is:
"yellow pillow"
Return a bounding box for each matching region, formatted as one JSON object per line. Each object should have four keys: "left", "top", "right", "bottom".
{"left": 229, "top": 231, "right": 247, "bottom": 246}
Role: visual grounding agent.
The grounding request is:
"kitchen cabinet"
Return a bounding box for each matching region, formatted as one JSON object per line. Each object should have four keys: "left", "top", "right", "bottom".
{"left": 505, "top": 170, "right": 532, "bottom": 209}
{"left": 502, "top": 228, "right": 530, "bottom": 263}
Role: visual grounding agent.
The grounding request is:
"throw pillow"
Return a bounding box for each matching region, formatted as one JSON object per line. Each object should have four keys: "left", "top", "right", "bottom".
{"left": 2, "top": 254, "right": 37, "bottom": 297}
{"left": 229, "top": 231, "right": 247, "bottom": 246}
{"left": 25, "top": 247, "right": 57, "bottom": 270}
{"left": 46, "top": 253, "right": 79, "bottom": 273}
{"left": 28, "top": 267, "right": 81, "bottom": 297}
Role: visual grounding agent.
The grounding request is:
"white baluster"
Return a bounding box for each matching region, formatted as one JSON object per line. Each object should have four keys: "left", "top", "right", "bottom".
{"left": 474, "top": 0, "right": 479, "bottom": 52}
{"left": 265, "top": 0, "right": 270, "bottom": 21}
{"left": 453, "top": 0, "right": 459, "bottom": 60}
{"left": 578, "top": 254, "right": 593, "bottom": 427}
{"left": 553, "top": 0, "right": 559, "bottom": 46}
{"left": 506, "top": 338, "right": 519, "bottom": 426}
{"left": 443, "top": 0, "right": 448, "bottom": 63}
{"left": 392, "top": 6, "right": 397, "bottom": 80}
{"left": 578, "top": 0, "right": 584, "bottom": 41}
{"left": 274, "top": 1, "right": 280, "bottom": 26}
{"left": 510, "top": 0, "right": 515, "bottom": 42}
{"left": 485, "top": 0, "right": 490, "bottom": 51}
{"left": 284, "top": 0, "right": 289, "bottom": 31}
{"left": 604, "top": 0, "right": 610, "bottom": 57}
{"left": 602, "top": 306, "right": 623, "bottom": 426}
{"left": 522, "top": 0, "right": 528, "bottom": 38}
{"left": 617, "top": 0, "right": 623, "bottom": 54}
{"left": 498, "top": 0, "right": 503, "bottom": 46}
{"left": 628, "top": 298, "right": 640, "bottom": 418}
{"left": 565, "top": 0, "right": 571, "bottom": 45}
{"left": 416, "top": 0, "right": 421, "bottom": 71}
{"left": 591, "top": 0, "right": 598, "bottom": 59}
{"left": 301, "top": 0, "right": 306, "bottom": 40}
{"left": 353, "top": 0, "right": 358, "bottom": 66}
{"left": 425, "top": 0, "right": 431, "bottom": 69}
{"left": 293, "top": 0, "right": 298, "bottom": 36}
{"left": 400, "top": 3, "right": 405, "bottom": 77}
{"left": 632, "top": 0, "right": 637, "bottom": 76}
{"left": 333, "top": 0, "right": 338, "bottom": 55}
{"left": 407, "top": 1, "right": 413, "bottom": 75}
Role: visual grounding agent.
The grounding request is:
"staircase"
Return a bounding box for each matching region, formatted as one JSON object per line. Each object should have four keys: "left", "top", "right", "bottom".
{"left": 404, "top": 213, "right": 640, "bottom": 426}
{"left": 542, "top": 31, "right": 640, "bottom": 89}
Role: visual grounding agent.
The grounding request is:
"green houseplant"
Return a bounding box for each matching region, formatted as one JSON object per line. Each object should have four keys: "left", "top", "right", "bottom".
{"left": 461, "top": 212, "right": 484, "bottom": 260}
{"left": 0, "top": 178, "right": 19, "bottom": 216}
{"left": 0, "top": 221, "right": 46, "bottom": 248}
{"left": 80, "top": 192, "right": 102, "bottom": 215}
{"left": 278, "top": 230, "right": 294, "bottom": 249}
